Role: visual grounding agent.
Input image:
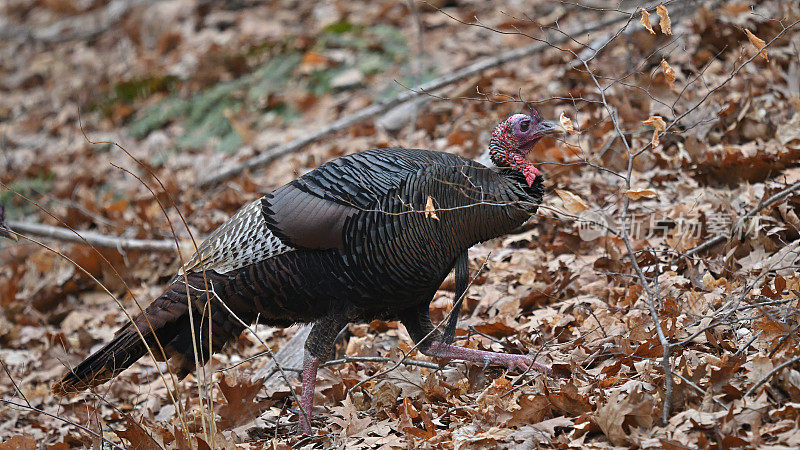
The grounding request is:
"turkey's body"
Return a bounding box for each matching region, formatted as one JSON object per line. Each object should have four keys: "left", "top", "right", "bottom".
{"left": 54, "top": 147, "right": 545, "bottom": 414}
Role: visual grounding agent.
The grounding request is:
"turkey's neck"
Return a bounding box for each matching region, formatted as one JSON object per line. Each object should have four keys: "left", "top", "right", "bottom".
{"left": 447, "top": 167, "right": 544, "bottom": 252}
{"left": 499, "top": 168, "right": 545, "bottom": 207}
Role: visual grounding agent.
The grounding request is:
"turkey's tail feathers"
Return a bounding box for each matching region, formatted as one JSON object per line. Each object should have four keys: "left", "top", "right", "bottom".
{"left": 52, "top": 271, "right": 246, "bottom": 396}
{"left": 52, "top": 326, "right": 157, "bottom": 395}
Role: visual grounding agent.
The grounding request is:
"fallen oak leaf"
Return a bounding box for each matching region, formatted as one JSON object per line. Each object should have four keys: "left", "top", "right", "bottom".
{"left": 554, "top": 189, "right": 589, "bottom": 213}
{"left": 115, "top": 416, "right": 163, "bottom": 450}
{"left": 640, "top": 8, "right": 655, "bottom": 34}
{"left": 531, "top": 416, "right": 575, "bottom": 438}
{"left": 216, "top": 376, "right": 273, "bottom": 428}
{"left": 508, "top": 395, "right": 552, "bottom": 426}
{"left": 744, "top": 29, "right": 769, "bottom": 61}
{"left": 559, "top": 112, "right": 580, "bottom": 135}
{"left": 623, "top": 189, "right": 658, "bottom": 200}
{"left": 657, "top": 5, "right": 671, "bottom": 35}
{"left": 593, "top": 387, "right": 655, "bottom": 446}
{"left": 547, "top": 380, "right": 591, "bottom": 416}
{"left": 330, "top": 397, "right": 372, "bottom": 437}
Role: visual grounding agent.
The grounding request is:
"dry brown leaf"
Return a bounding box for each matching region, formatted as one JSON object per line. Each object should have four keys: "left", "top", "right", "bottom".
{"left": 330, "top": 398, "right": 372, "bottom": 437}
{"left": 623, "top": 189, "right": 658, "bottom": 200}
{"left": 301, "top": 50, "right": 328, "bottom": 66}
{"left": 660, "top": 59, "right": 676, "bottom": 88}
{"left": 640, "top": 8, "right": 655, "bottom": 34}
{"left": 509, "top": 395, "right": 552, "bottom": 426}
{"left": 216, "top": 377, "right": 273, "bottom": 429}
{"left": 547, "top": 381, "right": 591, "bottom": 416}
{"left": 554, "top": 189, "right": 589, "bottom": 213}
{"left": 650, "top": 129, "right": 660, "bottom": 148}
{"left": 656, "top": 5, "right": 671, "bottom": 35}
{"left": 745, "top": 29, "right": 769, "bottom": 61}
{"left": 0, "top": 435, "right": 36, "bottom": 450}
{"left": 115, "top": 417, "right": 163, "bottom": 450}
{"left": 643, "top": 115, "right": 667, "bottom": 132}
{"left": 593, "top": 387, "right": 655, "bottom": 446}
{"left": 424, "top": 195, "right": 439, "bottom": 220}
{"left": 559, "top": 112, "right": 580, "bottom": 135}
{"left": 473, "top": 320, "right": 519, "bottom": 338}
{"left": 643, "top": 115, "right": 666, "bottom": 148}
{"left": 372, "top": 380, "right": 402, "bottom": 409}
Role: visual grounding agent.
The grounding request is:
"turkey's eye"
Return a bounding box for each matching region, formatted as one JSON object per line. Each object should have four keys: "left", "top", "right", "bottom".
{"left": 519, "top": 119, "right": 531, "bottom": 132}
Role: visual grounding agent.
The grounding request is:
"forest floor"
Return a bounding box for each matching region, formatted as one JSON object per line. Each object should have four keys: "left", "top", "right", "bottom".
{"left": 2, "top": 0, "right": 800, "bottom": 448}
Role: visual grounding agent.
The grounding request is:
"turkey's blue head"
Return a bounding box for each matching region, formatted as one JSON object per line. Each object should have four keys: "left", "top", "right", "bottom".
{"left": 489, "top": 107, "right": 559, "bottom": 186}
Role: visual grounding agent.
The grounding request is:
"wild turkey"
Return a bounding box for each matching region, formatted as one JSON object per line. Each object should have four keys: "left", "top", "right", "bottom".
{"left": 53, "top": 108, "right": 558, "bottom": 433}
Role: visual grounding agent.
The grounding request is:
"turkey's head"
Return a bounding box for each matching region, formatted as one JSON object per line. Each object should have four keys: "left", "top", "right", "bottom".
{"left": 489, "top": 108, "right": 559, "bottom": 186}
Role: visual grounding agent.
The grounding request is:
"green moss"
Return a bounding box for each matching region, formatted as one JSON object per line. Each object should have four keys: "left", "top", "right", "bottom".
{"left": 247, "top": 52, "right": 303, "bottom": 102}
{"left": 129, "top": 96, "right": 189, "bottom": 139}
{"left": 114, "top": 76, "right": 179, "bottom": 104}
{"left": 323, "top": 21, "right": 362, "bottom": 35}
{"left": 124, "top": 24, "right": 408, "bottom": 154}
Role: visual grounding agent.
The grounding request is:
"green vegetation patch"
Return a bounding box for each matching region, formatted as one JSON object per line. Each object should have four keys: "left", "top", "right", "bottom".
{"left": 126, "top": 23, "right": 408, "bottom": 156}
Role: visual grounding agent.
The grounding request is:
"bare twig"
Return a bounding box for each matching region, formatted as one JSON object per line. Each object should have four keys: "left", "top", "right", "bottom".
{"left": 5, "top": 220, "right": 180, "bottom": 252}
{"left": 0, "top": 358, "right": 31, "bottom": 408}
{"left": 673, "top": 372, "right": 726, "bottom": 408}
{"left": 1, "top": 399, "right": 126, "bottom": 450}
{"left": 321, "top": 355, "right": 442, "bottom": 371}
{"left": 745, "top": 353, "right": 800, "bottom": 398}
{"left": 769, "top": 322, "right": 800, "bottom": 358}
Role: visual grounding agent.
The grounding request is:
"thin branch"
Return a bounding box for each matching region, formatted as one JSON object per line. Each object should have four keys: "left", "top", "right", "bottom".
{"left": 745, "top": 353, "right": 800, "bottom": 398}
{"left": 5, "top": 220, "right": 181, "bottom": 252}
{"left": 1, "top": 399, "right": 126, "bottom": 450}
{"left": 259, "top": 355, "right": 446, "bottom": 373}
{"left": 673, "top": 372, "right": 726, "bottom": 408}
{"left": 0, "top": 357, "right": 31, "bottom": 408}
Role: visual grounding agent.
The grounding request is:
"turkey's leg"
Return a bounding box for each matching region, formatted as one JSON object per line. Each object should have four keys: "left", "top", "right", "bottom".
{"left": 401, "top": 303, "right": 549, "bottom": 374}
{"left": 442, "top": 250, "right": 468, "bottom": 345}
{"left": 299, "top": 350, "right": 319, "bottom": 435}
{"left": 298, "top": 316, "right": 348, "bottom": 434}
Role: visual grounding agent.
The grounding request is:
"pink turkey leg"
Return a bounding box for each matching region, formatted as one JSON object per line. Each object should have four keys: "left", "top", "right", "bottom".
{"left": 298, "top": 351, "right": 319, "bottom": 434}
{"left": 425, "top": 341, "right": 550, "bottom": 374}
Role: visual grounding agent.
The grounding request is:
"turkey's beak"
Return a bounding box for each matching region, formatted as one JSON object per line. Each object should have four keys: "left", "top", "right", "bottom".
{"left": 538, "top": 120, "right": 562, "bottom": 136}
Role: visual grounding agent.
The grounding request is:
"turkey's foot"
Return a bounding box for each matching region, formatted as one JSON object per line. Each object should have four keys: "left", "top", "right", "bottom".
{"left": 424, "top": 341, "right": 550, "bottom": 375}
